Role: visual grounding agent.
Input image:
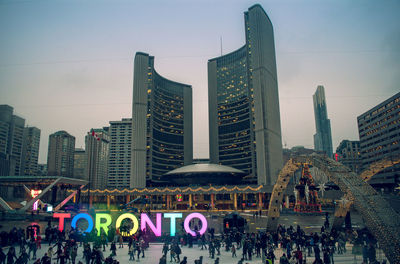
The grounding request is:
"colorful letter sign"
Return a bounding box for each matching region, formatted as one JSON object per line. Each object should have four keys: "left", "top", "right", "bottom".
{"left": 53, "top": 212, "right": 208, "bottom": 237}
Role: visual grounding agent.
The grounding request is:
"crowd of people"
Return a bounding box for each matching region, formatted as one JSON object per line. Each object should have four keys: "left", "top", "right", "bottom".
{"left": 0, "top": 213, "right": 386, "bottom": 264}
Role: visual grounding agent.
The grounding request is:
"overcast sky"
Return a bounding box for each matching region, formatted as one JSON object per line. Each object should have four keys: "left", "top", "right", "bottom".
{"left": 1, "top": 0, "right": 399, "bottom": 164}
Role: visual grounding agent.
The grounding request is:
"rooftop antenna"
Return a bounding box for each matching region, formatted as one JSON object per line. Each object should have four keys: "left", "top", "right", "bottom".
{"left": 220, "top": 36, "right": 223, "bottom": 56}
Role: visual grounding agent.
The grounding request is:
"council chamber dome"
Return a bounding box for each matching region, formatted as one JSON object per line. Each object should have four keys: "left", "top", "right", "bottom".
{"left": 160, "top": 163, "right": 247, "bottom": 186}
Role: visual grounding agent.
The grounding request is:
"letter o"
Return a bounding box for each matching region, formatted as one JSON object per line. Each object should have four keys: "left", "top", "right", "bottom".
{"left": 184, "top": 213, "right": 208, "bottom": 236}
{"left": 71, "top": 213, "right": 93, "bottom": 233}
{"left": 115, "top": 213, "right": 139, "bottom": 236}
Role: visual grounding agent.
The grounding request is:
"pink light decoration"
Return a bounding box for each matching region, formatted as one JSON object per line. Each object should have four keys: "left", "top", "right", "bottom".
{"left": 184, "top": 212, "right": 208, "bottom": 236}
{"left": 140, "top": 213, "right": 162, "bottom": 237}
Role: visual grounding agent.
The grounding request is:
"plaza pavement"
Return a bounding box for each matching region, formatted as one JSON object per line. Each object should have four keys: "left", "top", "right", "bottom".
{"left": 4, "top": 241, "right": 388, "bottom": 264}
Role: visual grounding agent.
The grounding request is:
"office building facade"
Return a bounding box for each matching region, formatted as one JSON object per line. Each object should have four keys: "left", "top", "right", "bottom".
{"left": 313, "top": 85, "right": 333, "bottom": 158}
{"left": 357, "top": 92, "right": 400, "bottom": 190}
{"left": 132, "top": 52, "right": 193, "bottom": 188}
{"left": 0, "top": 105, "right": 25, "bottom": 176}
{"left": 47, "top": 130, "right": 75, "bottom": 177}
{"left": 73, "top": 148, "right": 86, "bottom": 179}
{"left": 208, "top": 4, "right": 283, "bottom": 186}
{"left": 21, "top": 126, "right": 41, "bottom": 176}
{"left": 336, "top": 140, "right": 362, "bottom": 174}
{"left": 86, "top": 128, "right": 109, "bottom": 189}
{"left": 108, "top": 118, "right": 132, "bottom": 189}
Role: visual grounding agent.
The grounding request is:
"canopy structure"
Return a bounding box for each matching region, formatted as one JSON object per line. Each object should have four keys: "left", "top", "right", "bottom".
{"left": 0, "top": 176, "right": 87, "bottom": 212}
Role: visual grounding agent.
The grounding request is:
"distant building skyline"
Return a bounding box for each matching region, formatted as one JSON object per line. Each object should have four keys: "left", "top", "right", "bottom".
{"left": 208, "top": 4, "right": 283, "bottom": 186}
{"left": 132, "top": 52, "right": 193, "bottom": 188}
{"left": 313, "top": 85, "right": 333, "bottom": 158}
{"left": 1, "top": 1, "right": 398, "bottom": 165}
{"left": 47, "top": 130, "right": 75, "bottom": 177}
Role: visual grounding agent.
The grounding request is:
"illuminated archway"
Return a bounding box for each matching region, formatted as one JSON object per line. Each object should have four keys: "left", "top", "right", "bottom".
{"left": 332, "top": 154, "right": 400, "bottom": 228}
{"left": 267, "top": 154, "right": 400, "bottom": 264}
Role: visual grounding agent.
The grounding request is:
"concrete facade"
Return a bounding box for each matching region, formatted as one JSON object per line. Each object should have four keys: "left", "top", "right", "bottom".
{"left": 132, "top": 52, "right": 193, "bottom": 188}
{"left": 86, "top": 128, "right": 109, "bottom": 189}
{"left": 313, "top": 85, "right": 333, "bottom": 158}
{"left": 47, "top": 130, "right": 75, "bottom": 177}
{"left": 73, "top": 148, "right": 86, "bottom": 179}
{"left": 357, "top": 92, "right": 400, "bottom": 190}
{"left": 208, "top": 4, "right": 283, "bottom": 186}
{"left": 21, "top": 126, "right": 41, "bottom": 176}
{"left": 336, "top": 140, "right": 362, "bottom": 174}
{"left": 108, "top": 118, "right": 131, "bottom": 189}
{"left": 0, "top": 105, "right": 25, "bottom": 176}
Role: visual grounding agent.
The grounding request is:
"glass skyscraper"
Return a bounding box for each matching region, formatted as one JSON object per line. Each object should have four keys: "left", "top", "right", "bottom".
{"left": 313, "top": 85, "right": 333, "bottom": 158}
{"left": 132, "top": 52, "right": 193, "bottom": 188}
{"left": 208, "top": 4, "right": 283, "bottom": 186}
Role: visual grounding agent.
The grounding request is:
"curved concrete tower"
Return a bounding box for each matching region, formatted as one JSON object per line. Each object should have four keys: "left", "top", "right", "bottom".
{"left": 208, "top": 4, "right": 283, "bottom": 186}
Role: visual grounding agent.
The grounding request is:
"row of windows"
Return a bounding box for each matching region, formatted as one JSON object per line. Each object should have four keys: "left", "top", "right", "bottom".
{"left": 359, "top": 102, "right": 400, "bottom": 124}
{"left": 218, "top": 119, "right": 250, "bottom": 135}
{"left": 219, "top": 130, "right": 250, "bottom": 141}
{"left": 152, "top": 129, "right": 183, "bottom": 145}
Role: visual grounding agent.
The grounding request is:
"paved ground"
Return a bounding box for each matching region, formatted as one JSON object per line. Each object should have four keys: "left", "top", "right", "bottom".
{"left": 1, "top": 241, "right": 388, "bottom": 264}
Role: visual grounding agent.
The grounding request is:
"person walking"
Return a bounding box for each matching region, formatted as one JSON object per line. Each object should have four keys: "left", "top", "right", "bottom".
{"left": 129, "top": 244, "right": 135, "bottom": 261}
{"left": 71, "top": 245, "right": 78, "bottom": 264}
{"left": 110, "top": 242, "right": 117, "bottom": 257}
{"left": 231, "top": 244, "right": 237, "bottom": 258}
{"left": 0, "top": 248, "right": 6, "bottom": 264}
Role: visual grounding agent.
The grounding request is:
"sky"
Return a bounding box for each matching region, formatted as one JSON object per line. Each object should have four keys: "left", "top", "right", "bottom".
{"left": 0, "top": 0, "right": 399, "bottom": 164}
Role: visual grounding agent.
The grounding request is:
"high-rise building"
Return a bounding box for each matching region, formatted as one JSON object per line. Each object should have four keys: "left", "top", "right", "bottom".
{"left": 357, "top": 92, "right": 400, "bottom": 191}
{"left": 335, "top": 140, "right": 362, "bottom": 174}
{"left": 37, "top": 163, "right": 47, "bottom": 176}
{"left": 0, "top": 105, "right": 25, "bottom": 176}
{"left": 86, "top": 128, "right": 109, "bottom": 189}
{"left": 21, "top": 126, "right": 41, "bottom": 176}
{"left": 132, "top": 52, "right": 193, "bottom": 188}
{"left": 108, "top": 118, "right": 132, "bottom": 189}
{"left": 47, "top": 130, "right": 75, "bottom": 177}
{"left": 208, "top": 4, "right": 283, "bottom": 186}
{"left": 73, "top": 148, "right": 86, "bottom": 179}
{"left": 313, "top": 85, "right": 333, "bottom": 158}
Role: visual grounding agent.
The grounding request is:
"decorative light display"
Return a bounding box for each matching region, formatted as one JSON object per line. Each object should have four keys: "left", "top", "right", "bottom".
{"left": 293, "top": 164, "right": 321, "bottom": 213}
{"left": 30, "top": 189, "right": 42, "bottom": 211}
{"left": 78, "top": 185, "right": 264, "bottom": 194}
{"left": 176, "top": 194, "right": 183, "bottom": 201}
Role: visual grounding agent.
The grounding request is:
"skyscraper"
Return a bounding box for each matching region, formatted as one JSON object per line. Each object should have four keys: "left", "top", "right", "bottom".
{"left": 0, "top": 105, "right": 25, "bottom": 176}
{"left": 132, "top": 52, "right": 193, "bottom": 188}
{"left": 47, "top": 130, "right": 75, "bottom": 177}
{"left": 73, "top": 148, "right": 86, "bottom": 179}
{"left": 108, "top": 118, "right": 131, "bottom": 189}
{"left": 208, "top": 4, "right": 283, "bottom": 186}
{"left": 21, "top": 126, "right": 41, "bottom": 176}
{"left": 313, "top": 85, "right": 333, "bottom": 158}
{"left": 86, "top": 128, "right": 109, "bottom": 189}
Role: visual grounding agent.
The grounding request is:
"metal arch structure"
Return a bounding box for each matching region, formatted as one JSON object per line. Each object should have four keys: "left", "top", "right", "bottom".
{"left": 332, "top": 154, "right": 400, "bottom": 229}
{"left": 359, "top": 154, "right": 400, "bottom": 182}
{"left": 266, "top": 154, "right": 400, "bottom": 264}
